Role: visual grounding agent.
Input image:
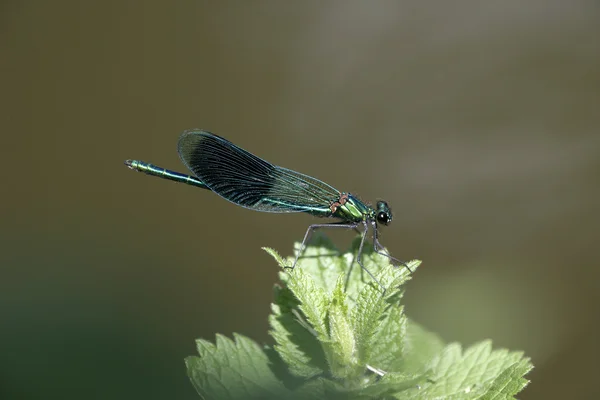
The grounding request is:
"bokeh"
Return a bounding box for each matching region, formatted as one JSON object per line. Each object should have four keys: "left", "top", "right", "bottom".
{"left": 1, "top": 1, "right": 598, "bottom": 399}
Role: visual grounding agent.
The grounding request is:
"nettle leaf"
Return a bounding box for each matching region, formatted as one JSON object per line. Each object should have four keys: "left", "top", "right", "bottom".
{"left": 265, "top": 236, "right": 431, "bottom": 394}
{"left": 326, "top": 275, "right": 357, "bottom": 378}
{"left": 401, "top": 340, "right": 533, "bottom": 399}
{"left": 394, "top": 319, "right": 445, "bottom": 374}
{"left": 282, "top": 259, "right": 330, "bottom": 342}
{"left": 367, "top": 304, "right": 407, "bottom": 371}
{"left": 185, "top": 333, "right": 289, "bottom": 400}
{"left": 351, "top": 260, "right": 416, "bottom": 368}
{"left": 186, "top": 238, "right": 533, "bottom": 400}
{"left": 483, "top": 359, "right": 532, "bottom": 399}
{"left": 269, "top": 302, "right": 325, "bottom": 378}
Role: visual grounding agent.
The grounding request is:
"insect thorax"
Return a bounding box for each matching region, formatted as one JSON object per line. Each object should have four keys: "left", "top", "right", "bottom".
{"left": 331, "top": 193, "right": 373, "bottom": 222}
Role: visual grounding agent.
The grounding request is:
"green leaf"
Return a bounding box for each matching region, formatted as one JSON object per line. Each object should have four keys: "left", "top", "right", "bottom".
{"left": 186, "top": 238, "right": 533, "bottom": 400}
{"left": 394, "top": 319, "right": 445, "bottom": 374}
{"left": 269, "top": 301, "right": 325, "bottom": 378}
{"left": 283, "top": 260, "right": 331, "bottom": 342}
{"left": 483, "top": 359, "right": 532, "bottom": 399}
{"left": 401, "top": 340, "right": 533, "bottom": 399}
{"left": 353, "top": 372, "right": 429, "bottom": 398}
{"left": 326, "top": 275, "right": 357, "bottom": 379}
{"left": 351, "top": 261, "right": 415, "bottom": 368}
{"left": 265, "top": 235, "right": 431, "bottom": 393}
{"left": 185, "top": 333, "right": 290, "bottom": 400}
{"left": 367, "top": 304, "right": 407, "bottom": 371}
{"left": 280, "top": 233, "right": 359, "bottom": 297}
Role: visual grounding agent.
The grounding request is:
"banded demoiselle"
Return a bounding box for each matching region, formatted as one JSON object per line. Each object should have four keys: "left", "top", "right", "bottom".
{"left": 125, "top": 129, "right": 409, "bottom": 289}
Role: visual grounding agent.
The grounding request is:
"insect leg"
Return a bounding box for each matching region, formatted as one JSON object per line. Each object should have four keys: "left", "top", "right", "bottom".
{"left": 371, "top": 221, "right": 412, "bottom": 273}
{"left": 355, "top": 220, "right": 386, "bottom": 293}
{"left": 288, "top": 222, "right": 359, "bottom": 270}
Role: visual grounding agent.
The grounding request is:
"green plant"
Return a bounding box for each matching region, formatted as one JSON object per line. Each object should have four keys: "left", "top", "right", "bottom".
{"left": 185, "top": 234, "right": 532, "bottom": 399}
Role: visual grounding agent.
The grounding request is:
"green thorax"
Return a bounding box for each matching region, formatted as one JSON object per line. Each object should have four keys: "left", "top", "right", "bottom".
{"left": 332, "top": 193, "right": 374, "bottom": 222}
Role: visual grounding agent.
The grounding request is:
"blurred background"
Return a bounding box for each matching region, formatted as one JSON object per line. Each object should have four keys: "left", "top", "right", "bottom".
{"left": 1, "top": 1, "right": 599, "bottom": 399}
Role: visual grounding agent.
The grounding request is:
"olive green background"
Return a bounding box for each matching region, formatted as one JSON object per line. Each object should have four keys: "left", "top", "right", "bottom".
{"left": 1, "top": 1, "right": 598, "bottom": 399}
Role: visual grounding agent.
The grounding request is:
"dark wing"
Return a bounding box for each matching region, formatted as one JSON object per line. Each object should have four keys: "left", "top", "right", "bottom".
{"left": 177, "top": 129, "right": 340, "bottom": 214}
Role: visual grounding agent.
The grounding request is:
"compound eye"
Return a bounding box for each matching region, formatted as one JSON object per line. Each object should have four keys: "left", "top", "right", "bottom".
{"left": 377, "top": 211, "right": 390, "bottom": 225}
